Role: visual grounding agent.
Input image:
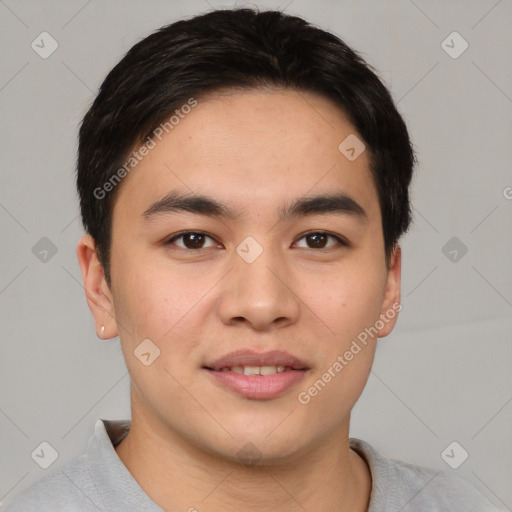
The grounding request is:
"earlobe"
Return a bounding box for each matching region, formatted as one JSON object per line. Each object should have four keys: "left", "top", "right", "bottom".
{"left": 378, "top": 244, "right": 402, "bottom": 338}
{"left": 76, "top": 235, "right": 118, "bottom": 339}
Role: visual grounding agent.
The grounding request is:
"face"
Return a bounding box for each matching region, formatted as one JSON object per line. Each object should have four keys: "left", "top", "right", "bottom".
{"left": 78, "top": 88, "right": 401, "bottom": 463}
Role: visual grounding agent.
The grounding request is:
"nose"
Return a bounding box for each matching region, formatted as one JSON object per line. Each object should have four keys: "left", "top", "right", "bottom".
{"left": 216, "top": 242, "right": 300, "bottom": 332}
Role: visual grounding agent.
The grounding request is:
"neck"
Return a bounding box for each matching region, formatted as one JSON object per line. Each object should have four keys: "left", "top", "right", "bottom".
{"left": 114, "top": 399, "right": 372, "bottom": 512}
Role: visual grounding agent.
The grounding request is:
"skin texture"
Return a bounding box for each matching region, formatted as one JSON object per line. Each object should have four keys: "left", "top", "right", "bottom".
{"left": 77, "top": 88, "right": 401, "bottom": 512}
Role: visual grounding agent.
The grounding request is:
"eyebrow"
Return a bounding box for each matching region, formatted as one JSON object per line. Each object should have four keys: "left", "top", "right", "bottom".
{"left": 142, "top": 190, "right": 367, "bottom": 223}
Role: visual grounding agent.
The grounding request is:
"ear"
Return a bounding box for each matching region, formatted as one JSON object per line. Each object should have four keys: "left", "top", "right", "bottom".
{"left": 76, "top": 234, "right": 118, "bottom": 339}
{"left": 377, "top": 244, "right": 402, "bottom": 338}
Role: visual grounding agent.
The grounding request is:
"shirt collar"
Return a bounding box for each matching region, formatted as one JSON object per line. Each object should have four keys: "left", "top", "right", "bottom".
{"left": 349, "top": 437, "right": 390, "bottom": 510}
{"left": 87, "top": 418, "right": 386, "bottom": 511}
{"left": 86, "top": 418, "right": 163, "bottom": 511}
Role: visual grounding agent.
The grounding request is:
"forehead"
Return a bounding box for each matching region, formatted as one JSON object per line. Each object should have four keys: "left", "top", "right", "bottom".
{"left": 111, "top": 88, "right": 379, "bottom": 226}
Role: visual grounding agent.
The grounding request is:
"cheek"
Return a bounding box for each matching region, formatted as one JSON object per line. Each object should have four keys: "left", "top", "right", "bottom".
{"left": 111, "top": 265, "right": 205, "bottom": 399}
{"left": 303, "top": 264, "right": 386, "bottom": 342}
{"left": 111, "top": 235, "right": 209, "bottom": 336}
{"left": 296, "top": 269, "right": 385, "bottom": 424}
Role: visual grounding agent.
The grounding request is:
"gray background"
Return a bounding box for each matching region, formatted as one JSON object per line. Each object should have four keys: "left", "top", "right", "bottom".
{"left": 0, "top": 0, "right": 511, "bottom": 509}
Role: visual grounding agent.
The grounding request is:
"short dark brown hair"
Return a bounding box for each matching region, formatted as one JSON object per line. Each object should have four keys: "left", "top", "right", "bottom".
{"left": 76, "top": 7, "right": 416, "bottom": 287}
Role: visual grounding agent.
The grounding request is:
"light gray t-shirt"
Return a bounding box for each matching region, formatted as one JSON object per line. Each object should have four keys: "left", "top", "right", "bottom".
{"left": 2, "top": 418, "right": 502, "bottom": 511}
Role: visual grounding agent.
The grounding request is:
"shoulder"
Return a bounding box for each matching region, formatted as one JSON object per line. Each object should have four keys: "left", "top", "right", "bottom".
{"left": 350, "top": 438, "right": 503, "bottom": 512}
{"left": 1, "top": 455, "right": 103, "bottom": 512}
{"left": 389, "top": 459, "right": 498, "bottom": 511}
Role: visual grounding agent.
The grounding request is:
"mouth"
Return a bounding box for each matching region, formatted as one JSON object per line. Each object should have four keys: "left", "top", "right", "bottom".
{"left": 203, "top": 364, "right": 305, "bottom": 375}
{"left": 202, "top": 349, "right": 310, "bottom": 399}
{"left": 203, "top": 349, "right": 310, "bottom": 372}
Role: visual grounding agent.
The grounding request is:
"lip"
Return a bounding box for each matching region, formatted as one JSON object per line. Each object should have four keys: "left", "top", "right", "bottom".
{"left": 202, "top": 349, "right": 310, "bottom": 400}
{"left": 204, "top": 368, "right": 308, "bottom": 400}
{"left": 203, "top": 349, "right": 310, "bottom": 371}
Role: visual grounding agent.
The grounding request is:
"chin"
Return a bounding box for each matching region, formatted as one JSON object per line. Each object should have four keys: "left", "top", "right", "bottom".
{"left": 210, "top": 427, "right": 311, "bottom": 467}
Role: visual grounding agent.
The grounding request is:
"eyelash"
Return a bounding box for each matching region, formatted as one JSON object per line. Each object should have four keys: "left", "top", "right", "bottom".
{"left": 164, "top": 230, "right": 349, "bottom": 251}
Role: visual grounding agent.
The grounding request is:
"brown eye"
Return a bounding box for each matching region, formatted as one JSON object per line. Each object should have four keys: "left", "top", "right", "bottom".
{"left": 306, "top": 233, "right": 328, "bottom": 248}
{"left": 166, "top": 232, "right": 217, "bottom": 250}
{"left": 294, "top": 231, "right": 347, "bottom": 250}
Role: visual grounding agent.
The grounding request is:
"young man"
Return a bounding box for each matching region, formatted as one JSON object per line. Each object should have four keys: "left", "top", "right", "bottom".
{"left": 3, "top": 7, "right": 502, "bottom": 512}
